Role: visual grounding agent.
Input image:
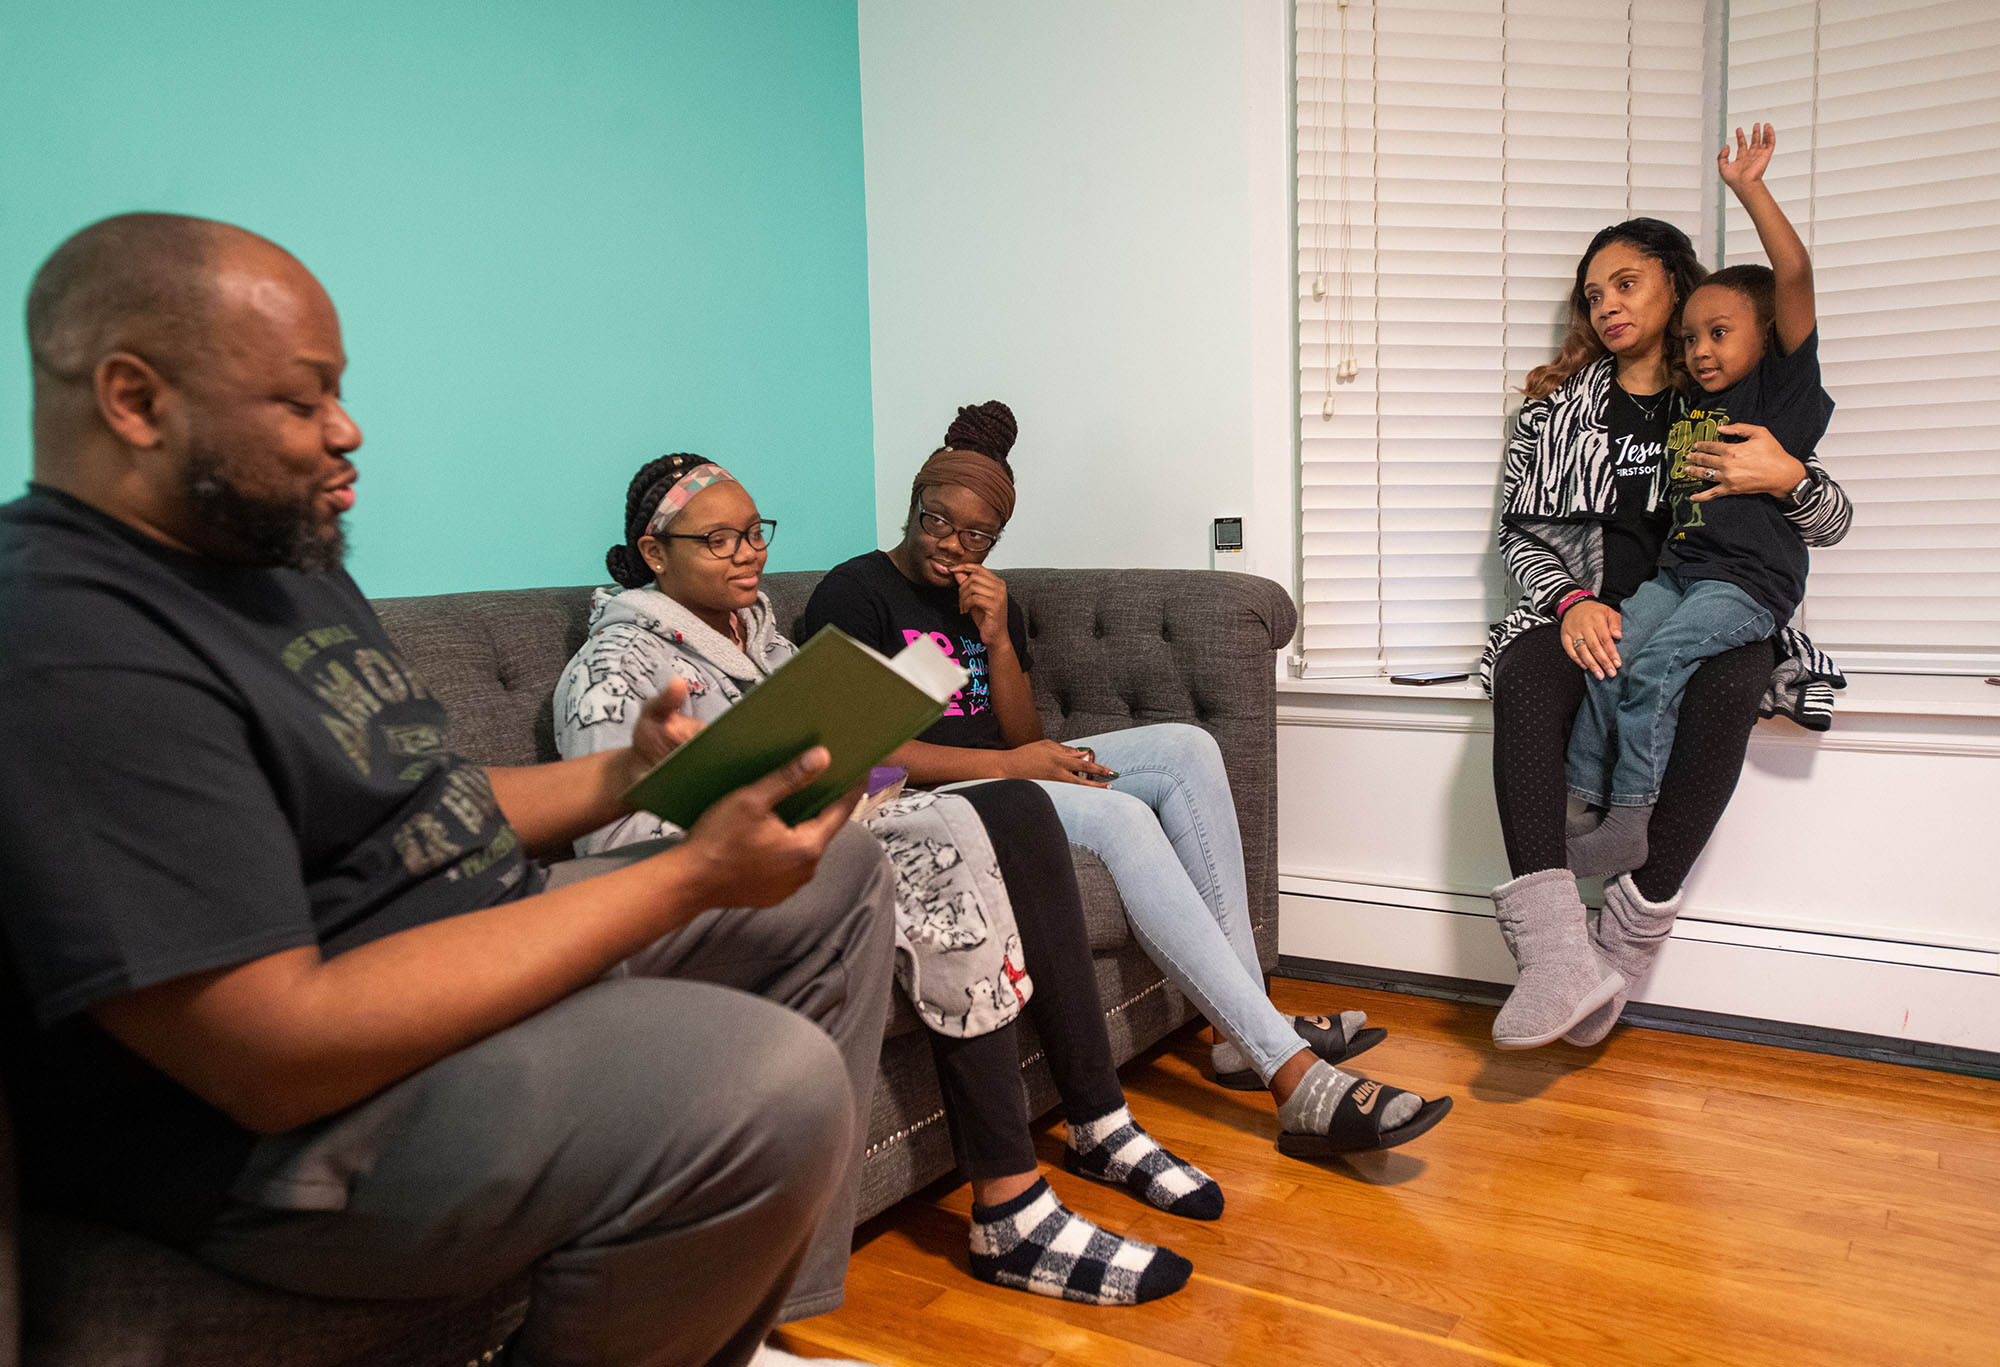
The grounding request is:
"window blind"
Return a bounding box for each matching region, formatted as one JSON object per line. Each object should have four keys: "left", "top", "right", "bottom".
{"left": 1725, "top": 0, "right": 2000, "bottom": 675}
{"left": 1295, "top": 0, "right": 1706, "bottom": 677}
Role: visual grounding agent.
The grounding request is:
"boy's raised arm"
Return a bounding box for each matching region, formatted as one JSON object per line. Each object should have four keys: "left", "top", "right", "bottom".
{"left": 1720, "top": 122, "right": 1816, "bottom": 353}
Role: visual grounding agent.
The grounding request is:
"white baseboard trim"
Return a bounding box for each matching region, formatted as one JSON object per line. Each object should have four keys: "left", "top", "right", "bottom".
{"left": 1279, "top": 888, "right": 2000, "bottom": 1054}
{"left": 1279, "top": 871, "right": 2000, "bottom": 963}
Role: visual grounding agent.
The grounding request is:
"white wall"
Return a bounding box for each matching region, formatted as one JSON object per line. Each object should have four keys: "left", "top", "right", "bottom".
{"left": 856, "top": 0, "right": 1297, "bottom": 582}
{"left": 1276, "top": 677, "right": 2000, "bottom": 1052}
{"left": 858, "top": 2, "right": 2000, "bottom": 1055}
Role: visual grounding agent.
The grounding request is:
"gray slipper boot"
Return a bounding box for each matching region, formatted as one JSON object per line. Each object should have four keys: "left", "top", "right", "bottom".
{"left": 1564, "top": 874, "right": 1683, "bottom": 1046}
{"left": 1491, "top": 868, "right": 1623, "bottom": 1050}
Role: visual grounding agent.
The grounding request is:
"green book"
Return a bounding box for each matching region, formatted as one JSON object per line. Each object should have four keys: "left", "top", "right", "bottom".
{"left": 621, "top": 625, "right": 969, "bottom": 828}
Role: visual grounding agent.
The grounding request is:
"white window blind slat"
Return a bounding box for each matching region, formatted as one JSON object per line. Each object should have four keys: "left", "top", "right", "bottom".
{"left": 1295, "top": 0, "right": 1704, "bottom": 677}
{"left": 1726, "top": 2, "right": 2000, "bottom": 673}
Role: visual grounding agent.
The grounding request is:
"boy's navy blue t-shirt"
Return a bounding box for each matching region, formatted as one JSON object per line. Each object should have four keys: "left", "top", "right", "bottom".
{"left": 1660, "top": 327, "right": 1834, "bottom": 623}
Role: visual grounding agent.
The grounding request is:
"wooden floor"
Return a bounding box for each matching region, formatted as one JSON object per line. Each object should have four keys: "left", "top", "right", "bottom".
{"left": 775, "top": 979, "right": 2000, "bottom": 1367}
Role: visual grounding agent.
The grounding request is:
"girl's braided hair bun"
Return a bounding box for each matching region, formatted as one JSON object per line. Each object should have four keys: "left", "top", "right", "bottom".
{"left": 606, "top": 452, "right": 714, "bottom": 588}
{"left": 943, "top": 401, "right": 1018, "bottom": 463}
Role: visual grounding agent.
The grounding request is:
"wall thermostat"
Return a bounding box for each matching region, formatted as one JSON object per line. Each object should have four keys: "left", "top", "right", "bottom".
{"left": 1212, "top": 517, "right": 1244, "bottom": 554}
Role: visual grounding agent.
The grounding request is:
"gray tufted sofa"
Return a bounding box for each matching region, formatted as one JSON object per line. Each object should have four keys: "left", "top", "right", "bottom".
{"left": 3, "top": 567, "right": 1296, "bottom": 1366}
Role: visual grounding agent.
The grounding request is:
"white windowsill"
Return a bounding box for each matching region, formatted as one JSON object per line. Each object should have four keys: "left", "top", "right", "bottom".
{"left": 1278, "top": 670, "right": 2000, "bottom": 720}
{"left": 1278, "top": 675, "right": 1487, "bottom": 702}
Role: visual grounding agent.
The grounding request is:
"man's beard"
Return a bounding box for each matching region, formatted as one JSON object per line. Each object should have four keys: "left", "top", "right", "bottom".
{"left": 182, "top": 447, "right": 346, "bottom": 575}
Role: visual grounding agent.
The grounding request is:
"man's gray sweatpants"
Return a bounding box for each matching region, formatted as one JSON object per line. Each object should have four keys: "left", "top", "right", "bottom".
{"left": 193, "top": 825, "right": 897, "bottom": 1367}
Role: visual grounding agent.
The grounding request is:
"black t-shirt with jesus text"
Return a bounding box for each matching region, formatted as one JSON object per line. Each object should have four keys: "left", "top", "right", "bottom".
{"left": 796, "top": 550, "right": 1032, "bottom": 753}
{"left": 1659, "top": 328, "right": 1834, "bottom": 622}
{"left": 0, "top": 486, "right": 536, "bottom": 1244}
{"left": 1598, "top": 385, "right": 1674, "bottom": 607}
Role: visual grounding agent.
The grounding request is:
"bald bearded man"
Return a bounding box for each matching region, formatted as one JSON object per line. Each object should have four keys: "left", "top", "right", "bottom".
{"left": 0, "top": 213, "right": 894, "bottom": 1367}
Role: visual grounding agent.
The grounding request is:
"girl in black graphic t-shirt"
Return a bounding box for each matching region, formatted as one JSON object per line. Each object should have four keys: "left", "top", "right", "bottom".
{"left": 802, "top": 404, "right": 1453, "bottom": 1162}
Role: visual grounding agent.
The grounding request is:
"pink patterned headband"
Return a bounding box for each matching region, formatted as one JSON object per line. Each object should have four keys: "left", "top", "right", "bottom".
{"left": 644, "top": 465, "right": 738, "bottom": 537}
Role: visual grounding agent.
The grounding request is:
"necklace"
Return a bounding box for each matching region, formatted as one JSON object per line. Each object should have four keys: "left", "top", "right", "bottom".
{"left": 1621, "top": 386, "right": 1669, "bottom": 423}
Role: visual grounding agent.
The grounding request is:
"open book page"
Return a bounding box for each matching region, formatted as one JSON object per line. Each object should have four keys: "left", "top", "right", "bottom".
{"left": 887, "top": 634, "right": 966, "bottom": 701}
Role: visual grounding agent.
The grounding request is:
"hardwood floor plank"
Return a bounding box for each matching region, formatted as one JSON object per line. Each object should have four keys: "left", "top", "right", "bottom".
{"left": 802, "top": 981, "right": 2000, "bottom": 1366}
{"left": 1885, "top": 1200, "right": 2000, "bottom": 1241}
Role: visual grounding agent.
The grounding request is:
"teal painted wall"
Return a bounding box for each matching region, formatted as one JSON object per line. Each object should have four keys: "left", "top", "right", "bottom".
{"left": 0, "top": 1, "right": 874, "bottom": 596}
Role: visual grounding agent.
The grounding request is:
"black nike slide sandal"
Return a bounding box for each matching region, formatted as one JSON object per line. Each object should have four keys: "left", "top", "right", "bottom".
{"left": 1276, "top": 1084, "right": 1453, "bottom": 1158}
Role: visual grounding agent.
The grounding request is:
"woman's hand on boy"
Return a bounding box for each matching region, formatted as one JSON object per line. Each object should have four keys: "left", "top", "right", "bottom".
{"left": 1688, "top": 422, "right": 1809, "bottom": 503}
{"left": 1004, "top": 740, "right": 1113, "bottom": 786}
{"left": 1718, "top": 122, "right": 1775, "bottom": 192}
{"left": 1561, "top": 599, "right": 1623, "bottom": 680}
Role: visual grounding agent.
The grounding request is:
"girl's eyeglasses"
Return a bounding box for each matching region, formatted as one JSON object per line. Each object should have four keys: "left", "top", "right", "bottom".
{"left": 916, "top": 498, "right": 1000, "bottom": 554}
{"left": 655, "top": 519, "right": 777, "bottom": 558}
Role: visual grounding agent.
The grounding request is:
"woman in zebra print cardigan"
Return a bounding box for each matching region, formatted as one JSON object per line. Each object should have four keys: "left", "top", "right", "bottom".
{"left": 1479, "top": 218, "right": 1853, "bottom": 1052}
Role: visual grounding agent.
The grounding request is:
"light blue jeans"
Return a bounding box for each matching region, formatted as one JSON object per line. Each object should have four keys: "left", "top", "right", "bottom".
{"left": 1027, "top": 723, "right": 1305, "bottom": 1085}
{"left": 1567, "top": 570, "right": 1776, "bottom": 808}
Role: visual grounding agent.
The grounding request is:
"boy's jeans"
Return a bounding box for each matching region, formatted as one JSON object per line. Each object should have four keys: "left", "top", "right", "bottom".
{"left": 1567, "top": 570, "right": 1776, "bottom": 808}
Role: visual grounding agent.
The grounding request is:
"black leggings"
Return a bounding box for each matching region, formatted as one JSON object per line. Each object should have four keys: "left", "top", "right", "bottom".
{"left": 926, "top": 779, "right": 1125, "bottom": 1181}
{"left": 1491, "top": 622, "right": 1773, "bottom": 903}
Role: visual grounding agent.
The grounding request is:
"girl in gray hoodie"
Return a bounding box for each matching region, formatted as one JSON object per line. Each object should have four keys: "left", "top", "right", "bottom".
{"left": 553, "top": 454, "right": 1218, "bottom": 1307}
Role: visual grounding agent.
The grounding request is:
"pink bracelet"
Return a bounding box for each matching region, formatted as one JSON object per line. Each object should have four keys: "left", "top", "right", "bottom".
{"left": 1556, "top": 588, "right": 1595, "bottom": 618}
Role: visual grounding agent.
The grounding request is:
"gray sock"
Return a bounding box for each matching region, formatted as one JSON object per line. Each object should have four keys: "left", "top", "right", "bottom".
{"left": 1277, "top": 1059, "right": 1419, "bottom": 1135}
{"left": 1566, "top": 803, "right": 1653, "bottom": 879}
{"left": 1566, "top": 796, "right": 1604, "bottom": 838}
{"left": 1490, "top": 868, "right": 1623, "bottom": 1049}
{"left": 1210, "top": 1011, "right": 1365, "bottom": 1080}
{"left": 1565, "top": 874, "right": 1683, "bottom": 1046}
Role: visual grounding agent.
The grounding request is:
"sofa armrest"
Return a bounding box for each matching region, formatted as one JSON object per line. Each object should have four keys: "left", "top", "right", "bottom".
{"left": 999, "top": 569, "right": 1298, "bottom": 971}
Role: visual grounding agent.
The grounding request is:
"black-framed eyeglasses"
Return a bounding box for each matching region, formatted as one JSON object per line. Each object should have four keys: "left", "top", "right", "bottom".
{"left": 653, "top": 519, "right": 777, "bottom": 558}
{"left": 916, "top": 497, "right": 1000, "bottom": 555}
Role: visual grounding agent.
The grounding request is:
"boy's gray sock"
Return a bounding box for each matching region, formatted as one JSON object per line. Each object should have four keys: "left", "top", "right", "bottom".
{"left": 1490, "top": 868, "right": 1623, "bottom": 1048}
{"left": 1566, "top": 795, "right": 1603, "bottom": 838}
{"left": 1276, "top": 1059, "right": 1418, "bottom": 1136}
{"left": 1566, "top": 803, "right": 1654, "bottom": 879}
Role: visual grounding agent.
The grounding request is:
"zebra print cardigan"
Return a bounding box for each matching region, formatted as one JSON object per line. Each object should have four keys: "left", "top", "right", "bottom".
{"left": 1478, "top": 356, "right": 1854, "bottom": 730}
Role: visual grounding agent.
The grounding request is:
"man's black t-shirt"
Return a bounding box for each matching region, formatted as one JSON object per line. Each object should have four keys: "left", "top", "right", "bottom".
{"left": 797, "top": 550, "right": 1032, "bottom": 752}
{"left": 0, "top": 487, "right": 535, "bottom": 1244}
{"left": 1599, "top": 386, "right": 1673, "bottom": 607}
{"left": 1660, "top": 328, "right": 1834, "bottom": 622}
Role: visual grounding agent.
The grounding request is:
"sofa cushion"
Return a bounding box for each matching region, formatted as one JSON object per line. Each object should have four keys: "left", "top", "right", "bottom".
{"left": 375, "top": 586, "right": 597, "bottom": 769}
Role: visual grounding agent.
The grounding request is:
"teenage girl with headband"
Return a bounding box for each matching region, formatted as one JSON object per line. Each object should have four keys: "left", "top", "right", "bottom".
{"left": 555, "top": 452, "right": 1213, "bottom": 1307}
{"left": 799, "top": 403, "right": 1453, "bottom": 1160}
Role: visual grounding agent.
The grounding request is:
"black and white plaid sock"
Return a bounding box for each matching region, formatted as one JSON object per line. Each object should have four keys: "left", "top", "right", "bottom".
{"left": 968, "top": 1178, "right": 1191, "bottom": 1306}
{"left": 1064, "top": 1104, "right": 1224, "bottom": 1220}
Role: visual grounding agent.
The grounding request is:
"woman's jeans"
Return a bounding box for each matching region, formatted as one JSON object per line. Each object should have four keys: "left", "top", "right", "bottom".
{"left": 1027, "top": 723, "right": 1303, "bottom": 1086}
{"left": 1567, "top": 570, "right": 1776, "bottom": 808}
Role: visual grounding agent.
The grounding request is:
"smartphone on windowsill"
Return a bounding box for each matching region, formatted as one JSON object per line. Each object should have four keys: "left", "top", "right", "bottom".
{"left": 1390, "top": 671, "right": 1470, "bottom": 686}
